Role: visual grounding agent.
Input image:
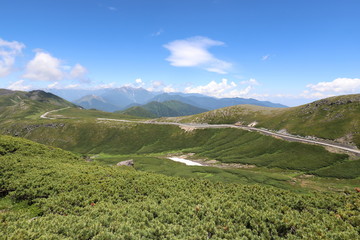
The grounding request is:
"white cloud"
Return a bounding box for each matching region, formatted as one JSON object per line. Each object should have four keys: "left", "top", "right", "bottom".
{"left": 64, "top": 84, "right": 81, "bottom": 89}
{"left": 163, "top": 86, "right": 176, "bottom": 93}
{"left": 164, "top": 36, "right": 232, "bottom": 74}
{"left": 240, "top": 78, "right": 259, "bottom": 85}
{"left": 132, "top": 78, "right": 145, "bottom": 88}
{"left": 92, "top": 82, "right": 117, "bottom": 89}
{"left": 184, "top": 78, "right": 252, "bottom": 98}
{"left": 300, "top": 90, "right": 330, "bottom": 99}
{"left": 152, "top": 81, "right": 163, "bottom": 88}
{"left": 23, "top": 50, "right": 89, "bottom": 83}
{"left": 7, "top": 80, "right": 31, "bottom": 91}
{"left": 146, "top": 81, "right": 161, "bottom": 91}
{"left": 108, "top": 6, "right": 117, "bottom": 11}
{"left": 61, "top": 65, "right": 72, "bottom": 71}
{"left": 23, "top": 50, "right": 64, "bottom": 81}
{"left": 302, "top": 77, "right": 360, "bottom": 99}
{"left": 261, "top": 55, "right": 270, "bottom": 61}
{"left": 152, "top": 29, "right": 163, "bottom": 37}
{"left": 70, "top": 64, "right": 87, "bottom": 79}
{"left": 146, "top": 80, "right": 176, "bottom": 93}
{"left": 228, "top": 86, "right": 252, "bottom": 98}
{"left": 47, "top": 81, "right": 60, "bottom": 88}
{"left": 251, "top": 93, "right": 270, "bottom": 99}
{"left": 306, "top": 78, "right": 360, "bottom": 93}
{"left": 0, "top": 38, "right": 25, "bottom": 77}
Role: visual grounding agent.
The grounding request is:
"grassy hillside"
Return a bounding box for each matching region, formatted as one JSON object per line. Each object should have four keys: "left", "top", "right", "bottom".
{"left": 177, "top": 94, "right": 360, "bottom": 148}
{"left": 120, "top": 106, "right": 157, "bottom": 118}
{"left": 46, "top": 107, "right": 145, "bottom": 120}
{"left": 0, "top": 89, "right": 76, "bottom": 121}
{"left": 160, "top": 100, "right": 208, "bottom": 115}
{"left": 120, "top": 100, "right": 208, "bottom": 118}
{"left": 1, "top": 135, "right": 359, "bottom": 239}
{"left": 96, "top": 154, "right": 299, "bottom": 190}
{"left": 1, "top": 119, "right": 352, "bottom": 176}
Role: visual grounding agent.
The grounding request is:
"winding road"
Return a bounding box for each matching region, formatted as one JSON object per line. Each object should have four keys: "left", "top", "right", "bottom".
{"left": 40, "top": 107, "right": 71, "bottom": 119}
{"left": 41, "top": 108, "right": 360, "bottom": 155}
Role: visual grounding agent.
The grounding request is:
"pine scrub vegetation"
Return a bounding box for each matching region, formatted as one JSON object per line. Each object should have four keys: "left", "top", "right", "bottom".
{"left": 0, "top": 135, "right": 359, "bottom": 239}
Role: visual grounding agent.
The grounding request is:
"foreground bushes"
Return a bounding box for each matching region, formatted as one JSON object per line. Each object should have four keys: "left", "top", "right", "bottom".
{"left": 1, "top": 135, "right": 359, "bottom": 239}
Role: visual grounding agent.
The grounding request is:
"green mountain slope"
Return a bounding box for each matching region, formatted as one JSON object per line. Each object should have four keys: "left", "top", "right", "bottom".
{"left": 1, "top": 134, "right": 359, "bottom": 239}
{"left": 0, "top": 89, "right": 76, "bottom": 121}
{"left": 178, "top": 94, "right": 360, "bottom": 148}
{"left": 2, "top": 119, "right": 353, "bottom": 178}
{"left": 120, "top": 100, "right": 208, "bottom": 118}
{"left": 45, "top": 107, "right": 145, "bottom": 120}
{"left": 120, "top": 106, "right": 157, "bottom": 118}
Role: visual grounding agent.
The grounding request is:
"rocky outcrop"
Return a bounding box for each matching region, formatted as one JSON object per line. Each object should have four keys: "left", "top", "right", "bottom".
{"left": 116, "top": 159, "right": 134, "bottom": 167}
{"left": 2, "top": 123, "right": 66, "bottom": 137}
{"left": 26, "top": 123, "right": 65, "bottom": 130}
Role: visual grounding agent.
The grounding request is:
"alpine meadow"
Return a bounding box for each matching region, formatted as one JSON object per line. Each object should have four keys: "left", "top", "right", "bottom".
{"left": 1, "top": 0, "right": 360, "bottom": 239}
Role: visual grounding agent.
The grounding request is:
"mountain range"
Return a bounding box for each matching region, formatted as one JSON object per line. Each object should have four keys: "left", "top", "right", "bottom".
{"left": 48, "top": 87, "right": 287, "bottom": 112}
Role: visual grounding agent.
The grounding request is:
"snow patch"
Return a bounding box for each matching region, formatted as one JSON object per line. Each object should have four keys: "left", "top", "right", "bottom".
{"left": 168, "top": 157, "right": 203, "bottom": 166}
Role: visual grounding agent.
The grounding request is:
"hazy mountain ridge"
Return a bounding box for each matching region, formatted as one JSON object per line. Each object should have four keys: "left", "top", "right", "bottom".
{"left": 119, "top": 100, "right": 208, "bottom": 118}
{"left": 99, "top": 87, "right": 156, "bottom": 108}
{"left": 151, "top": 93, "right": 287, "bottom": 110}
{"left": 48, "top": 87, "right": 287, "bottom": 112}
{"left": 52, "top": 87, "right": 156, "bottom": 111}
{"left": 74, "top": 95, "right": 119, "bottom": 112}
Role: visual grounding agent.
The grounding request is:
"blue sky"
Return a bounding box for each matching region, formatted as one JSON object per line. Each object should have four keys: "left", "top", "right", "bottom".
{"left": 1, "top": 0, "right": 359, "bottom": 106}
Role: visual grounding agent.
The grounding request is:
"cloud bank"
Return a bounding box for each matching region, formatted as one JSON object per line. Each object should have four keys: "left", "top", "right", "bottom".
{"left": 7, "top": 80, "right": 31, "bottom": 91}
{"left": 0, "top": 37, "right": 90, "bottom": 91}
{"left": 22, "top": 50, "right": 88, "bottom": 82}
{"left": 303, "top": 78, "right": 360, "bottom": 98}
{"left": 185, "top": 78, "right": 253, "bottom": 98}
